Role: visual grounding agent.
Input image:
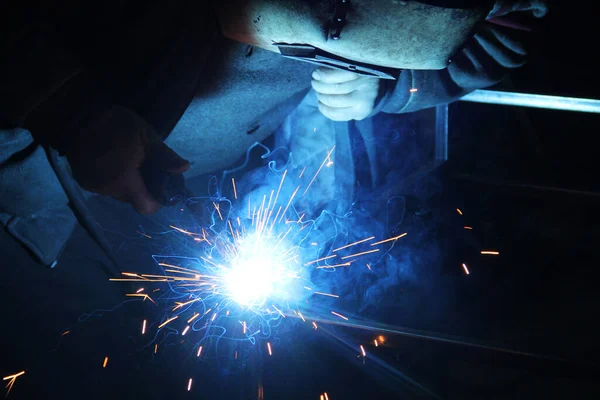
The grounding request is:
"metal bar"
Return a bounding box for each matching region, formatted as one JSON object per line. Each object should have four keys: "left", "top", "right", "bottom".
{"left": 460, "top": 90, "right": 600, "bottom": 113}
{"left": 434, "top": 104, "right": 448, "bottom": 166}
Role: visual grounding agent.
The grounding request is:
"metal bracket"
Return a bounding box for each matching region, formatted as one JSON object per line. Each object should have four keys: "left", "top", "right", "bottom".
{"left": 274, "top": 43, "right": 400, "bottom": 80}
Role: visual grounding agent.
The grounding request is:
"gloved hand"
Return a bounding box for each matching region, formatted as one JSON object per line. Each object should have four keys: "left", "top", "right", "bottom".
{"left": 311, "top": 67, "right": 380, "bottom": 121}
{"left": 66, "top": 106, "right": 189, "bottom": 214}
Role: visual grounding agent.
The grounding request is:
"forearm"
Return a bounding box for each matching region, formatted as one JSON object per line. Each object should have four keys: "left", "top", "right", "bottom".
{"left": 375, "top": 0, "right": 548, "bottom": 115}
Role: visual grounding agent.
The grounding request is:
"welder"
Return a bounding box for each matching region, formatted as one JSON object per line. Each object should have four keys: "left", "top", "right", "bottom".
{"left": 0, "top": 0, "right": 547, "bottom": 266}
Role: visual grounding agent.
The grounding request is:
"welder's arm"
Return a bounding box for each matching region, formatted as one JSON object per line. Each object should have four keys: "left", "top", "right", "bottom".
{"left": 374, "top": 2, "right": 548, "bottom": 115}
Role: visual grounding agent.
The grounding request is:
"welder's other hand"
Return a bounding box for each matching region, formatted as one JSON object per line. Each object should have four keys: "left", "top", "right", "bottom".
{"left": 66, "top": 106, "right": 190, "bottom": 214}
{"left": 311, "top": 67, "right": 379, "bottom": 121}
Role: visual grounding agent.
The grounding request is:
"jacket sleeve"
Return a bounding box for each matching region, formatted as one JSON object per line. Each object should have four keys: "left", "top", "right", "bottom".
{"left": 373, "top": 0, "right": 548, "bottom": 115}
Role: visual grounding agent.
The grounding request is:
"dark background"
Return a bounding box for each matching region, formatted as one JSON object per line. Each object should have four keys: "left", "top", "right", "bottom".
{"left": 1, "top": 2, "right": 599, "bottom": 399}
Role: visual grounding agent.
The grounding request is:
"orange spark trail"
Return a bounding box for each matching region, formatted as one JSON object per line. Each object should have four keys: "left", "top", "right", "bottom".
{"left": 3, "top": 370, "right": 25, "bottom": 396}
{"left": 278, "top": 186, "right": 300, "bottom": 223}
{"left": 340, "top": 249, "right": 379, "bottom": 260}
{"left": 197, "top": 345, "right": 203, "bottom": 357}
{"left": 232, "top": 178, "right": 238, "bottom": 199}
{"left": 102, "top": 357, "right": 108, "bottom": 368}
{"left": 304, "top": 254, "right": 337, "bottom": 266}
{"left": 267, "top": 342, "right": 272, "bottom": 356}
{"left": 303, "top": 146, "right": 336, "bottom": 196}
{"left": 187, "top": 378, "right": 193, "bottom": 391}
{"left": 481, "top": 250, "right": 500, "bottom": 255}
{"left": 462, "top": 263, "right": 470, "bottom": 275}
{"left": 456, "top": 208, "right": 463, "bottom": 215}
{"left": 316, "top": 262, "right": 353, "bottom": 269}
{"left": 158, "top": 316, "right": 179, "bottom": 329}
{"left": 331, "top": 311, "right": 348, "bottom": 320}
{"left": 213, "top": 202, "right": 223, "bottom": 220}
{"left": 142, "top": 320, "right": 147, "bottom": 334}
{"left": 370, "top": 233, "right": 407, "bottom": 246}
{"left": 314, "top": 292, "right": 339, "bottom": 298}
{"left": 332, "top": 236, "right": 375, "bottom": 252}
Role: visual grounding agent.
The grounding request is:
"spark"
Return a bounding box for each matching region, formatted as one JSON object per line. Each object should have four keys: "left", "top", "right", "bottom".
{"left": 103, "top": 357, "right": 108, "bottom": 368}
{"left": 331, "top": 311, "right": 348, "bottom": 321}
{"left": 298, "top": 166, "right": 306, "bottom": 178}
{"left": 187, "top": 313, "right": 200, "bottom": 323}
{"left": 464, "top": 226, "right": 473, "bottom": 230}
{"left": 61, "top": 330, "right": 70, "bottom": 336}
{"left": 303, "top": 146, "right": 336, "bottom": 196}
{"left": 332, "top": 236, "right": 375, "bottom": 252}
{"left": 378, "top": 335, "right": 385, "bottom": 343}
{"left": 187, "top": 378, "right": 193, "bottom": 392}
{"left": 481, "top": 250, "right": 500, "bottom": 255}
{"left": 125, "top": 293, "right": 157, "bottom": 305}
{"left": 197, "top": 346, "right": 203, "bottom": 357}
{"left": 142, "top": 320, "right": 147, "bottom": 334}
{"left": 136, "top": 230, "right": 152, "bottom": 239}
{"left": 312, "top": 322, "right": 318, "bottom": 330}
{"left": 232, "top": 178, "right": 238, "bottom": 199}
{"left": 235, "top": 351, "right": 238, "bottom": 359}
{"left": 370, "top": 232, "right": 407, "bottom": 246}
{"left": 242, "top": 321, "right": 246, "bottom": 334}
{"left": 305, "top": 254, "right": 337, "bottom": 266}
{"left": 154, "top": 344, "right": 158, "bottom": 354}
{"left": 182, "top": 326, "right": 190, "bottom": 336}
{"left": 340, "top": 249, "right": 379, "bottom": 260}
{"left": 314, "top": 292, "right": 339, "bottom": 298}
{"left": 211, "top": 312, "right": 217, "bottom": 321}
{"left": 3, "top": 371, "right": 25, "bottom": 396}
{"left": 321, "top": 395, "right": 324, "bottom": 400}
{"left": 360, "top": 345, "right": 366, "bottom": 357}
{"left": 267, "top": 342, "right": 272, "bottom": 356}
{"left": 374, "top": 339, "right": 378, "bottom": 347}
{"left": 409, "top": 87, "right": 418, "bottom": 93}
{"left": 462, "top": 263, "right": 470, "bottom": 275}
{"left": 158, "top": 315, "right": 178, "bottom": 329}
{"left": 213, "top": 202, "right": 223, "bottom": 220}
{"left": 315, "top": 262, "right": 353, "bottom": 269}
{"left": 136, "top": 288, "right": 144, "bottom": 293}
{"left": 324, "top": 393, "right": 329, "bottom": 400}
{"left": 298, "top": 312, "right": 306, "bottom": 323}
{"left": 366, "top": 263, "right": 372, "bottom": 270}
{"left": 456, "top": 208, "right": 463, "bottom": 215}
{"left": 272, "top": 305, "right": 286, "bottom": 318}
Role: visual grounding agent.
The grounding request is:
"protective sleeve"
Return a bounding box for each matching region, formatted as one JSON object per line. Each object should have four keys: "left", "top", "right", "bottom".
{"left": 371, "top": 0, "right": 548, "bottom": 115}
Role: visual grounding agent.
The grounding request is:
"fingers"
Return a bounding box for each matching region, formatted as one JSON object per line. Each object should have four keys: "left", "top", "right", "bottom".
{"left": 317, "top": 102, "right": 356, "bottom": 122}
{"left": 317, "top": 92, "right": 356, "bottom": 108}
{"left": 312, "top": 67, "right": 360, "bottom": 84}
{"left": 311, "top": 77, "right": 366, "bottom": 95}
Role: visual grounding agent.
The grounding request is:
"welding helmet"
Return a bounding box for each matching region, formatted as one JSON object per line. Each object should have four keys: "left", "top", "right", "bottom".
{"left": 212, "top": 0, "right": 493, "bottom": 76}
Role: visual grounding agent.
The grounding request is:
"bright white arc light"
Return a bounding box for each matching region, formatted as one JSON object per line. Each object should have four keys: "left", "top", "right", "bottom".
{"left": 225, "top": 236, "right": 289, "bottom": 308}
{"left": 226, "top": 256, "right": 278, "bottom": 307}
